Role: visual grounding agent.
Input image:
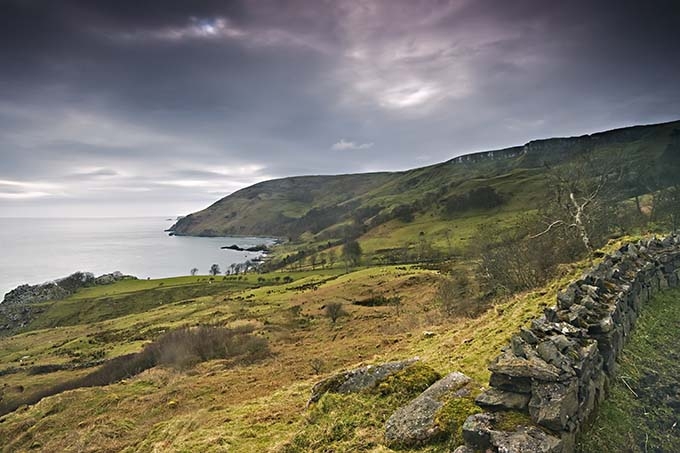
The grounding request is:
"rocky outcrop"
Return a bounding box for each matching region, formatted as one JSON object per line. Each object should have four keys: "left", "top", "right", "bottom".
{"left": 384, "top": 371, "right": 471, "bottom": 447}
{"left": 0, "top": 271, "right": 136, "bottom": 334}
{"left": 2, "top": 271, "right": 135, "bottom": 306}
{"left": 458, "top": 234, "right": 680, "bottom": 453}
{"left": 308, "top": 358, "right": 419, "bottom": 405}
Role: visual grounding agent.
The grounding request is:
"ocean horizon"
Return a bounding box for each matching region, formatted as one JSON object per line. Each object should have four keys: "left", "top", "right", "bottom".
{"left": 0, "top": 216, "right": 275, "bottom": 300}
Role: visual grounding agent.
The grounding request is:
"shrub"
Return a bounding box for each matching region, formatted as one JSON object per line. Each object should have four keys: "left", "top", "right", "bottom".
{"left": 436, "top": 273, "right": 481, "bottom": 318}
{"left": 147, "top": 325, "right": 269, "bottom": 369}
{"left": 353, "top": 295, "right": 399, "bottom": 307}
{"left": 472, "top": 215, "right": 582, "bottom": 295}
{"left": 325, "top": 302, "right": 347, "bottom": 324}
{"left": 442, "top": 186, "right": 503, "bottom": 217}
{"left": 0, "top": 325, "right": 269, "bottom": 417}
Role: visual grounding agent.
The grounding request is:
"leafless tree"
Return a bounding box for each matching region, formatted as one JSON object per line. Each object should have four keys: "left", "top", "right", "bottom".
{"left": 327, "top": 250, "right": 337, "bottom": 269}
{"left": 531, "top": 154, "right": 623, "bottom": 254}
{"left": 325, "top": 302, "right": 347, "bottom": 324}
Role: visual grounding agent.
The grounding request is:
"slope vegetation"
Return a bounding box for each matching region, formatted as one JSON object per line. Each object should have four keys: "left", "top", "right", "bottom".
{"left": 171, "top": 121, "right": 680, "bottom": 255}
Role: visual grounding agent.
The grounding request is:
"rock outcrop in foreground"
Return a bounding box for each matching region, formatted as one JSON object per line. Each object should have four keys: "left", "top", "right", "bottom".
{"left": 458, "top": 235, "right": 680, "bottom": 452}
{"left": 308, "top": 358, "right": 420, "bottom": 405}
{"left": 385, "top": 371, "right": 472, "bottom": 447}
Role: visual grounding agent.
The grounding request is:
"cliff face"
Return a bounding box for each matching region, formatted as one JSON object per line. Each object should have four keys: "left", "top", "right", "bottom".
{"left": 170, "top": 120, "right": 680, "bottom": 239}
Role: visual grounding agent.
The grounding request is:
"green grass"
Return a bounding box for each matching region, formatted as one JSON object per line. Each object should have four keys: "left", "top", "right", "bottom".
{"left": 24, "top": 278, "right": 261, "bottom": 331}
{"left": 0, "top": 233, "right": 675, "bottom": 452}
{"left": 171, "top": 121, "right": 679, "bottom": 264}
{"left": 576, "top": 288, "right": 680, "bottom": 452}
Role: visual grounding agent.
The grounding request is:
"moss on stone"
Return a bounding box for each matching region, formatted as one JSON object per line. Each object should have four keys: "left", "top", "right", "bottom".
{"left": 374, "top": 362, "right": 442, "bottom": 398}
{"left": 493, "top": 410, "right": 533, "bottom": 432}
{"left": 434, "top": 396, "right": 483, "bottom": 445}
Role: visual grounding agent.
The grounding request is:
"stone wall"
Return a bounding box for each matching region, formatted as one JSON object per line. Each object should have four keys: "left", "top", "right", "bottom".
{"left": 460, "top": 234, "right": 680, "bottom": 453}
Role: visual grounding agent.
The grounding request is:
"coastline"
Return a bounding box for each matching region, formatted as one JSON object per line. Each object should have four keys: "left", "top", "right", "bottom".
{"left": 0, "top": 217, "right": 278, "bottom": 301}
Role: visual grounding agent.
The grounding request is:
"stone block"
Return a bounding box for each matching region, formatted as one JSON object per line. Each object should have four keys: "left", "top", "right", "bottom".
{"left": 462, "top": 412, "right": 494, "bottom": 450}
{"left": 475, "top": 388, "right": 530, "bottom": 411}
{"left": 490, "top": 426, "right": 563, "bottom": 453}
{"left": 529, "top": 379, "right": 579, "bottom": 431}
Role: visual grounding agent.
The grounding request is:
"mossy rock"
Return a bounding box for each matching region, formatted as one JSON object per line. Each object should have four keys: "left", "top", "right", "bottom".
{"left": 308, "top": 358, "right": 421, "bottom": 404}
{"left": 434, "top": 397, "right": 484, "bottom": 446}
{"left": 375, "top": 362, "right": 442, "bottom": 398}
{"left": 493, "top": 410, "right": 533, "bottom": 432}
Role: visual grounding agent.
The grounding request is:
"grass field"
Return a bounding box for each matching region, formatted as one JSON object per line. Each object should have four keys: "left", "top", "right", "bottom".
{"left": 1, "top": 120, "right": 678, "bottom": 451}
{"left": 0, "top": 240, "right": 620, "bottom": 452}
{"left": 576, "top": 288, "right": 680, "bottom": 452}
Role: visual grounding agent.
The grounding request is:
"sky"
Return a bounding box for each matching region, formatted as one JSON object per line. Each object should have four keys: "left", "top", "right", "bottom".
{"left": 1, "top": 0, "right": 679, "bottom": 217}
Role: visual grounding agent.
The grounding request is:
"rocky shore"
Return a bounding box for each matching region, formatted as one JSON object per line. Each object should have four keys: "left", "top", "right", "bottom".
{"left": 0, "top": 271, "right": 136, "bottom": 334}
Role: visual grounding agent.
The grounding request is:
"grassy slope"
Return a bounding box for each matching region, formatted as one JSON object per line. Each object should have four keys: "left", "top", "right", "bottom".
{"left": 1, "top": 121, "right": 679, "bottom": 451}
{"left": 576, "top": 288, "right": 680, "bottom": 452}
{"left": 170, "top": 121, "right": 679, "bottom": 259}
{"left": 0, "top": 236, "right": 635, "bottom": 452}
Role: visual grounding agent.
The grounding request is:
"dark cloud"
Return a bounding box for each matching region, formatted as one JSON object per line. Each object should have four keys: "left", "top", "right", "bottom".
{"left": 0, "top": 0, "right": 678, "bottom": 216}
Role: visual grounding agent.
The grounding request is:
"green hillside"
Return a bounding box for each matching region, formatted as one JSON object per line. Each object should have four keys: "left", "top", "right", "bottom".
{"left": 171, "top": 121, "right": 680, "bottom": 259}
{"left": 2, "top": 120, "right": 680, "bottom": 452}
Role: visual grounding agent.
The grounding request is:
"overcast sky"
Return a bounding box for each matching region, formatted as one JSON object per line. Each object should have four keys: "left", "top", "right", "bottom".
{"left": 1, "top": 0, "right": 679, "bottom": 217}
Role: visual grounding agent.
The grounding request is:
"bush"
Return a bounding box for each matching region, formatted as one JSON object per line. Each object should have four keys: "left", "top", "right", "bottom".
{"left": 353, "top": 295, "right": 400, "bottom": 307}
{"left": 472, "top": 215, "right": 582, "bottom": 295}
{"left": 0, "top": 325, "right": 269, "bottom": 417}
{"left": 392, "top": 204, "right": 416, "bottom": 222}
{"left": 147, "top": 325, "right": 269, "bottom": 369}
{"left": 436, "top": 273, "right": 481, "bottom": 318}
{"left": 442, "top": 186, "right": 503, "bottom": 217}
{"left": 325, "top": 302, "right": 347, "bottom": 323}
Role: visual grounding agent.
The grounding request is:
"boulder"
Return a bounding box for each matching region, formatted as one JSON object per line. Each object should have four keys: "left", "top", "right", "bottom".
{"left": 384, "top": 394, "right": 443, "bottom": 446}
{"left": 308, "top": 358, "right": 419, "bottom": 404}
{"left": 384, "top": 371, "right": 471, "bottom": 447}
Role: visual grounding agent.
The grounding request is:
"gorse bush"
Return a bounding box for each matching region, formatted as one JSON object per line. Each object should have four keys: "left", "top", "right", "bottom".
{"left": 325, "top": 302, "right": 347, "bottom": 323}
{"left": 0, "top": 325, "right": 269, "bottom": 416}
{"left": 436, "top": 273, "right": 481, "bottom": 318}
{"left": 148, "top": 325, "right": 269, "bottom": 369}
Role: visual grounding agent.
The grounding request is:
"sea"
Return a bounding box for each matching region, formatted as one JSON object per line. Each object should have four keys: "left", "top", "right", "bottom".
{"left": 0, "top": 217, "right": 276, "bottom": 300}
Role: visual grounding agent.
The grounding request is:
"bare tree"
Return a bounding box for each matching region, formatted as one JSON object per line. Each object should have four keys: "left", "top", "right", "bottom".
{"left": 209, "top": 264, "right": 221, "bottom": 276}
{"left": 325, "top": 302, "right": 347, "bottom": 324}
{"left": 327, "top": 250, "right": 337, "bottom": 269}
{"left": 190, "top": 267, "right": 199, "bottom": 276}
{"left": 531, "top": 155, "right": 623, "bottom": 254}
{"left": 342, "top": 240, "right": 362, "bottom": 272}
{"left": 310, "top": 357, "right": 325, "bottom": 374}
{"left": 655, "top": 184, "right": 680, "bottom": 232}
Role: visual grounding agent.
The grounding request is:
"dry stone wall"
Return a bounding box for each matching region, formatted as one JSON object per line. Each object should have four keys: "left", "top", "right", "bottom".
{"left": 461, "top": 234, "right": 680, "bottom": 453}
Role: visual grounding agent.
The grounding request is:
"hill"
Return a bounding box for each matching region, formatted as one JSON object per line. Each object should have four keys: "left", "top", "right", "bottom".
{"left": 2, "top": 120, "right": 680, "bottom": 452}
{"left": 2, "top": 236, "right": 678, "bottom": 452}
{"left": 170, "top": 121, "right": 680, "bottom": 257}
